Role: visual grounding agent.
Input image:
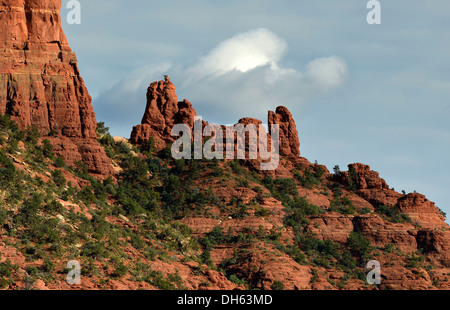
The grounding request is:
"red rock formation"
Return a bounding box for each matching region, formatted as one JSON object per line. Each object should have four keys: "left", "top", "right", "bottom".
{"left": 0, "top": 0, "right": 112, "bottom": 176}
{"left": 131, "top": 80, "right": 301, "bottom": 166}
{"left": 339, "top": 164, "right": 446, "bottom": 230}
{"left": 268, "top": 106, "right": 300, "bottom": 157}
{"left": 352, "top": 214, "right": 418, "bottom": 252}
{"left": 341, "top": 163, "right": 402, "bottom": 207}
{"left": 130, "top": 80, "right": 198, "bottom": 150}
{"left": 306, "top": 212, "right": 354, "bottom": 243}
{"left": 416, "top": 230, "right": 450, "bottom": 266}
{"left": 398, "top": 193, "right": 446, "bottom": 229}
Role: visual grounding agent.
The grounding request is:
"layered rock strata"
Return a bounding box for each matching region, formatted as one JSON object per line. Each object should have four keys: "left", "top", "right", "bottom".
{"left": 0, "top": 0, "right": 112, "bottom": 176}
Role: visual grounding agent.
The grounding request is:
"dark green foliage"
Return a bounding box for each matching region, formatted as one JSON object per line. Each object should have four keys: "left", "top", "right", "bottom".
{"left": 348, "top": 165, "right": 358, "bottom": 191}
{"left": 199, "top": 227, "right": 232, "bottom": 251}
{"left": 293, "top": 165, "right": 324, "bottom": 189}
{"left": 0, "top": 260, "right": 14, "bottom": 277}
{"left": 97, "top": 123, "right": 115, "bottom": 158}
{"left": 140, "top": 137, "right": 155, "bottom": 155}
{"left": 44, "top": 200, "right": 63, "bottom": 215}
{"left": 199, "top": 226, "right": 253, "bottom": 252}
{"left": 42, "top": 258, "right": 56, "bottom": 272}
{"left": 53, "top": 156, "right": 66, "bottom": 168}
{"left": 0, "top": 150, "right": 16, "bottom": 185}
{"left": 200, "top": 250, "right": 214, "bottom": 267}
{"left": 230, "top": 203, "right": 248, "bottom": 219}
{"left": 358, "top": 207, "right": 371, "bottom": 215}
{"left": 14, "top": 193, "right": 44, "bottom": 226}
{"left": 77, "top": 186, "right": 96, "bottom": 205}
{"left": 25, "top": 126, "right": 40, "bottom": 145}
{"left": 229, "top": 160, "right": 247, "bottom": 176}
{"left": 81, "top": 241, "right": 109, "bottom": 259}
{"left": 347, "top": 231, "right": 372, "bottom": 260}
{"left": 35, "top": 219, "right": 61, "bottom": 243}
{"left": 96, "top": 122, "right": 110, "bottom": 136}
{"left": 405, "top": 252, "right": 425, "bottom": 268}
{"left": 333, "top": 165, "right": 341, "bottom": 176}
{"left": 42, "top": 139, "right": 54, "bottom": 159}
{"left": 144, "top": 270, "right": 176, "bottom": 290}
{"left": 438, "top": 207, "right": 447, "bottom": 219}
{"left": 158, "top": 144, "right": 173, "bottom": 160}
{"left": 51, "top": 169, "right": 66, "bottom": 187}
{"left": 330, "top": 196, "right": 356, "bottom": 215}
{"left": 263, "top": 176, "right": 298, "bottom": 205}
{"left": 112, "top": 262, "right": 128, "bottom": 278}
{"left": 375, "top": 205, "right": 412, "bottom": 223}
{"left": 121, "top": 156, "right": 149, "bottom": 182}
{"left": 284, "top": 196, "right": 323, "bottom": 230}
{"left": 271, "top": 280, "right": 284, "bottom": 290}
{"left": 171, "top": 159, "right": 186, "bottom": 175}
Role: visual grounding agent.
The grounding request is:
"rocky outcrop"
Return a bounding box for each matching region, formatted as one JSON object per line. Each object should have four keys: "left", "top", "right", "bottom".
{"left": 398, "top": 193, "right": 446, "bottom": 229}
{"left": 0, "top": 0, "right": 112, "bottom": 176}
{"left": 131, "top": 80, "right": 301, "bottom": 167}
{"left": 340, "top": 163, "right": 402, "bottom": 207}
{"left": 306, "top": 212, "right": 354, "bottom": 243}
{"left": 130, "top": 80, "right": 198, "bottom": 150}
{"left": 352, "top": 214, "right": 418, "bottom": 253}
{"left": 268, "top": 106, "right": 300, "bottom": 157}
{"left": 339, "top": 164, "right": 446, "bottom": 230}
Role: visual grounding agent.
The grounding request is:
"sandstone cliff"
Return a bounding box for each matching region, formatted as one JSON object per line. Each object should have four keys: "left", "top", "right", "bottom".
{"left": 0, "top": 0, "right": 112, "bottom": 176}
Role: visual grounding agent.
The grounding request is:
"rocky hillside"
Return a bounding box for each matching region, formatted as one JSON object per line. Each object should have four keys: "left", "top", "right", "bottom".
{"left": 0, "top": 0, "right": 449, "bottom": 291}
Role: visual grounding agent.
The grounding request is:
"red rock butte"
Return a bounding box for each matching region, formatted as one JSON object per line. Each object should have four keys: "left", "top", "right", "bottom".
{"left": 0, "top": 0, "right": 113, "bottom": 176}
{"left": 130, "top": 79, "right": 302, "bottom": 159}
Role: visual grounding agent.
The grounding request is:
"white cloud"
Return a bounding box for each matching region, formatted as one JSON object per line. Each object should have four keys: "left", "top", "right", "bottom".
{"left": 94, "top": 28, "right": 348, "bottom": 137}
{"left": 187, "top": 28, "right": 287, "bottom": 76}
{"left": 305, "top": 56, "right": 348, "bottom": 91}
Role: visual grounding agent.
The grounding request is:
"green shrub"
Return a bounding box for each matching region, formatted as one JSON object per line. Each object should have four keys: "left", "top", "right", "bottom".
{"left": 77, "top": 186, "right": 96, "bottom": 205}
{"left": 112, "top": 262, "right": 128, "bottom": 278}
{"left": 44, "top": 200, "right": 63, "bottom": 215}
{"left": 294, "top": 168, "right": 321, "bottom": 189}
{"left": 53, "top": 157, "right": 66, "bottom": 168}
{"left": 375, "top": 205, "right": 412, "bottom": 223}
{"left": 0, "top": 151, "right": 16, "bottom": 184}
{"left": 29, "top": 218, "right": 61, "bottom": 244}
{"left": 347, "top": 231, "right": 372, "bottom": 259}
{"left": 0, "top": 260, "right": 14, "bottom": 277}
{"left": 140, "top": 137, "right": 155, "bottom": 155}
{"left": 405, "top": 253, "right": 425, "bottom": 268}
{"left": 271, "top": 280, "right": 284, "bottom": 290}
{"left": 330, "top": 196, "right": 356, "bottom": 215}
{"left": 51, "top": 169, "right": 66, "bottom": 187}
{"left": 82, "top": 241, "right": 109, "bottom": 258}
{"left": 42, "top": 139, "right": 54, "bottom": 159}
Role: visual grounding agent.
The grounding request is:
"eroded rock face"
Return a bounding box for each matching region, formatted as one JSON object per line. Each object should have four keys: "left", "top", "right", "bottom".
{"left": 131, "top": 80, "right": 302, "bottom": 165}
{"left": 398, "top": 193, "right": 447, "bottom": 229}
{"left": 130, "top": 80, "right": 198, "bottom": 150}
{"left": 352, "top": 214, "right": 418, "bottom": 253}
{"left": 341, "top": 163, "right": 402, "bottom": 207}
{"left": 0, "top": 0, "right": 112, "bottom": 176}
{"left": 268, "top": 106, "right": 300, "bottom": 157}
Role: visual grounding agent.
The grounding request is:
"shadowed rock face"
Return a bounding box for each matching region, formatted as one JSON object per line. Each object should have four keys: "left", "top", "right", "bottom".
{"left": 0, "top": 0, "right": 112, "bottom": 176}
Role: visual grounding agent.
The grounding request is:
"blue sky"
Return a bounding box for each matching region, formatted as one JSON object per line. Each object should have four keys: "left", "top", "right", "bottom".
{"left": 61, "top": 0, "right": 450, "bottom": 219}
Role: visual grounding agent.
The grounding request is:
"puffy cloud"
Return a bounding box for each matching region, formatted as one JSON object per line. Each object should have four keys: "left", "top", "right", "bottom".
{"left": 94, "top": 28, "right": 348, "bottom": 137}
{"left": 305, "top": 56, "right": 348, "bottom": 91}
{"left": 187, "top": 28, "right": 287, "bottom": 76}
